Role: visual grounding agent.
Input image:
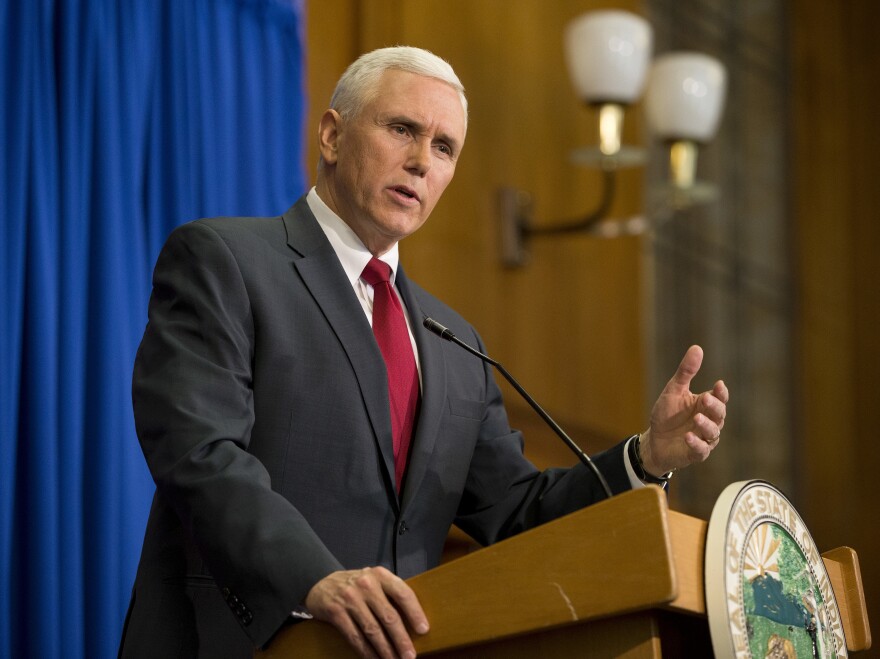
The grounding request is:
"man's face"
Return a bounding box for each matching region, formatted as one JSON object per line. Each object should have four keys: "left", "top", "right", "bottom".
{"left": 318, "top": 69, "right": 467, "bottom": 255}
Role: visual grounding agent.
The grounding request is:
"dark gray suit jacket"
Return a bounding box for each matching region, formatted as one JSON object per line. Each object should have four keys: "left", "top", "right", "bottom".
{"left": 118, "top": 197, "right": 633, "bottom": 657}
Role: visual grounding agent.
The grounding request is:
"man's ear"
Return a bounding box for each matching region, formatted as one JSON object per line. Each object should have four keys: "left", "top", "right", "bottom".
{"left": 318, "top": 109, "right": 341, "bottom": 165}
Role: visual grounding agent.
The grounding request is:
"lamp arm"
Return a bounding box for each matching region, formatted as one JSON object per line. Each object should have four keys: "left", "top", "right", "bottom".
{"left": 522, "top": 168, "right": 616, "bottom": 237}
{"left": 499, "top": 168, "right": 617, "bottom": 267}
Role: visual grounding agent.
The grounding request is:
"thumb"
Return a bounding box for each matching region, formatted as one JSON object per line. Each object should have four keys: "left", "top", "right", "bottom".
{"left": 666, "top": 345, "right": 703, "bottom": 394}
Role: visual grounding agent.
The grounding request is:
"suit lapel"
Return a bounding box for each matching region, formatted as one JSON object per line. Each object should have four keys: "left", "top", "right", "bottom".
{"left": 281, "top": 200, "right": 399, "bottom": 506}
{"left": 395, "top": 268, "right": 447, "bottom": 512}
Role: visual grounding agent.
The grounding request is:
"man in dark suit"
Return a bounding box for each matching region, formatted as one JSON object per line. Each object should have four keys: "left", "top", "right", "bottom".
{"left": 119, "top": 47, "right": 728, "bottom": 659}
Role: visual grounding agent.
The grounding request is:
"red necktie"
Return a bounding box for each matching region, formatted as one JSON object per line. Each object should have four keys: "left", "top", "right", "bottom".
{"left": 361, "top": 257, "right": 420, "bottom": 492}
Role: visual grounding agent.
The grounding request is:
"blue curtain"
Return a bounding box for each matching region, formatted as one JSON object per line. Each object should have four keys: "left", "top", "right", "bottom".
{"left": 0, "top": 1, "right": 307, "bottom": 657}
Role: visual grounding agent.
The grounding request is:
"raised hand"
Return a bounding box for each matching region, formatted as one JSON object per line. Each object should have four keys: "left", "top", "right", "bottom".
{"left": 638, "top": 345, "right": 729, "bottom": 477}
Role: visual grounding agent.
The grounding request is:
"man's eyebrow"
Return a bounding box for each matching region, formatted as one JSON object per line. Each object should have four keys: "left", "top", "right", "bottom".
{"left": 381, "top": 114, "right": 462, "bottom": 154}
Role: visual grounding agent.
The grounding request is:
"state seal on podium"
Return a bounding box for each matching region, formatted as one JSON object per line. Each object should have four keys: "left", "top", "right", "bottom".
{"left": 705, "top": 480, "right": 847, "bottom": 658}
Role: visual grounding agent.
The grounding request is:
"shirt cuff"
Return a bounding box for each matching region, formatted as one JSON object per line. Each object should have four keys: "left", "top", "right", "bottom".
{"left": 290, "top": 605, "right": 313, "bottom": 621}
{"left": 623, "top": 435, "right": 650, "bottom": 490}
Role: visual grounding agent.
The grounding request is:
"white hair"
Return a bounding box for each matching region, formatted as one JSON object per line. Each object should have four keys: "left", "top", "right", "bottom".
{"left": 329, "top": 46, "right": 468, "bottom": 125}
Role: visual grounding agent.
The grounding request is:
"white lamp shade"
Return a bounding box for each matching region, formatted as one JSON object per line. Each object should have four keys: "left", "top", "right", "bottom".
{"left": 644, "top": 53, "right": 727, "bottom": 142}
{"left": 564, "top": 10, "right": 653, "bottom": 104}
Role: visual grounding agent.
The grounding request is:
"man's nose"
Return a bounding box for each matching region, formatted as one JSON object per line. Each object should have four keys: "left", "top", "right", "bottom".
{"left": 405, "top": 139, "right": 432, "bottom": 176}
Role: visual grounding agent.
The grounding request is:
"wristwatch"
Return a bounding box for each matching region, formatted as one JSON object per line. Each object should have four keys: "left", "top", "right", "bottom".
{"left": 627, "top": 434, "right": 673, "bottom": 485}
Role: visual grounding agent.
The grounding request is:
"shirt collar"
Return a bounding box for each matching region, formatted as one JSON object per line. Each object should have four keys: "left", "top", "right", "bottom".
{"left": 306, "top": 187, "right": 400, "bottom": 286}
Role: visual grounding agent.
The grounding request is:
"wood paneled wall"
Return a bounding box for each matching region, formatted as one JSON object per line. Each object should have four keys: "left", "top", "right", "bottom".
{"left": 792, "top": 0, "right": 880, "bottom": 642}
{"left": 306, "top": 0, "right": 646, "bottom": 466}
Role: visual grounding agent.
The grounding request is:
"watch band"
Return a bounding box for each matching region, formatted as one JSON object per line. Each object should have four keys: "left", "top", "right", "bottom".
{"left": 628, "top": 434, "right": 673, "bottom": 485}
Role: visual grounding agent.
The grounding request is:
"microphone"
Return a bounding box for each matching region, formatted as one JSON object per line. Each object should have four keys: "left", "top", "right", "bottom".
{"left": 423, "top": 317, "right": 613, "bottom": 499}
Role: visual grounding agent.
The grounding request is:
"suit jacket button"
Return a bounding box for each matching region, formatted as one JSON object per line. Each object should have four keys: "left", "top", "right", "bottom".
{"left": 398, "top": 521, "right": 409, "bottom": 535}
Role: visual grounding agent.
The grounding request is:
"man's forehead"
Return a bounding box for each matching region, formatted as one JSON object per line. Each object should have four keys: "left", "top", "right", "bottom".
{"left": 371, "top": 70, "right": 467, "bottom": 135}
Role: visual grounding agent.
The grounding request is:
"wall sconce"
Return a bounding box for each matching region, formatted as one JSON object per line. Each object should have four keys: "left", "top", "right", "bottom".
{"left": 499, "top": 10, "right": 727, "bottom": 267}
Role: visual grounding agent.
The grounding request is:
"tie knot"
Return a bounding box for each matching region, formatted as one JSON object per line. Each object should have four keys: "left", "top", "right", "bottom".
{"left": 361, "top": 257, "right": 392, "bottom": 287}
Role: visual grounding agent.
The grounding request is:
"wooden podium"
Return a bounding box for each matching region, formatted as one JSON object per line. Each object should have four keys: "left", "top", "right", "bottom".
{"left": 258, "top": 487, "right": 871, "bottom": 657}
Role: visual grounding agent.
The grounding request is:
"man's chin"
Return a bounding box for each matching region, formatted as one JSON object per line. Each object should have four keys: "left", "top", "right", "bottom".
{"left": 378, "top": 215, "right": 428, "bottom": 242}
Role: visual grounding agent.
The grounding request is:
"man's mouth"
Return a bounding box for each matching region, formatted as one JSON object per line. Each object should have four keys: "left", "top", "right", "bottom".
{"left": 391, "top": 186, "right": 420, "bottom": 203}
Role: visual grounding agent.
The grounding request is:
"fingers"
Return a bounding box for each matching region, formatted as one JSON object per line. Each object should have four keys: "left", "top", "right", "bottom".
{"left": 684, "top": 432, "right": 713, "bottom": 462}
{"left": 306, "top": 567, "right": 428, "bottom": 659}
{"left": 687, "top": 388, "right": 726, "bottom": 464}
{"left": 383, "top": 571, "right": 430, "bottom": 636}
{"left": 376, "top": 571, "right": 429, "bottom": 656}
{"left": 691, "top": 412, "right": 721, "bottom": 445}
{"left": 666, "top": 345, "right": 704, "bottom": 394}
{"left": 678, "top": 389, "right": 726, "bottom": 467}
{"left": 712, "top": 379, "right": 729, "bottom": 404}
{"left": 348, "top": 573, "right": 408, "bottom": 659}
{"left": 699, "top": 391, "right": 725, "bottom": 427}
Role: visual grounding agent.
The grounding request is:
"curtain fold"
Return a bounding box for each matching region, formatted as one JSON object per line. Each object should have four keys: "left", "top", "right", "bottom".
{"left": 1, "top": 1, "right": 306, "bottom": 656}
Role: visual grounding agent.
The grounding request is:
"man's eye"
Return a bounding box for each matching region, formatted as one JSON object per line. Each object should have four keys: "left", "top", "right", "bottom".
{"left": 393, "top": 125, "right": 408, "bottom": 135}
{"left": 436, "top": 144, "right": 451, "bottom": 156}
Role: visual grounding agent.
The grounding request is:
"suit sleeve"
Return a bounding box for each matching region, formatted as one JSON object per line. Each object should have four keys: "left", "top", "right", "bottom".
{"left": 132, "top": 221, "right": 343, "bottom": 647}
{"left": 452, "top": 327, "right": 634, "bottom": 546}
